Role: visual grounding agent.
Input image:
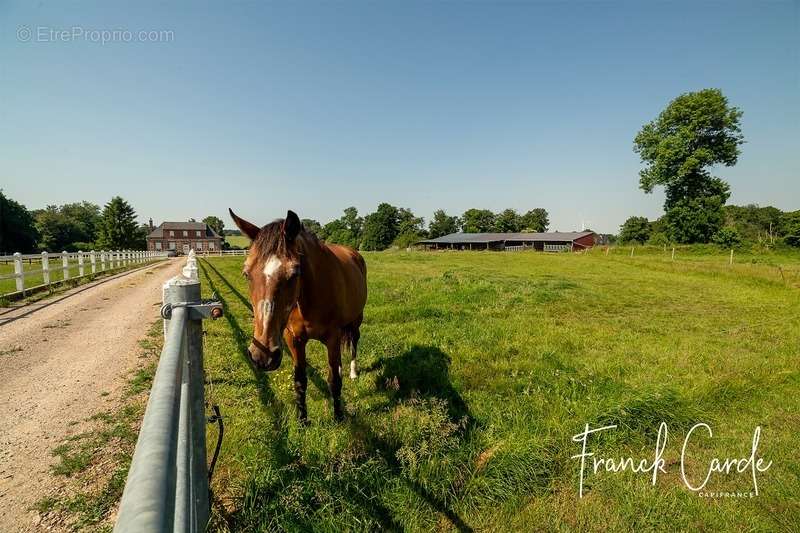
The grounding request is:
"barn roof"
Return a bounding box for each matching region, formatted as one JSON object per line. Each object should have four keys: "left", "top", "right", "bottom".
{"left": 418, "top": 231, "right": 594, "bottom": 244}
{"left": 147, "top": 222, "right": 221, "bottom": 239}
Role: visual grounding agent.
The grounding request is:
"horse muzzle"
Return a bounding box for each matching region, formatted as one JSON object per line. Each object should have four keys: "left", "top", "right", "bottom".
{"left": 248, "top": 338, "right": 282, "bottom": 371}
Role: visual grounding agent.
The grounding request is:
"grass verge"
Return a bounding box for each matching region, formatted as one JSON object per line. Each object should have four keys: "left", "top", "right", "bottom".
{"left": 33, "top": 321, "right": 163, "bottom": 532}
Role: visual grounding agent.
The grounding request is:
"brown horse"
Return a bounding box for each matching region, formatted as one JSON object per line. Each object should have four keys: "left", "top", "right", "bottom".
{"left": 229, "top": 208, "right": 367, "bottom": 421}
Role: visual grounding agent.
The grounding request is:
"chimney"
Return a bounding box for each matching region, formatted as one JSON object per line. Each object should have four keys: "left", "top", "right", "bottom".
{"left": 149, "top": 218, "right": 154, "bottom": 231}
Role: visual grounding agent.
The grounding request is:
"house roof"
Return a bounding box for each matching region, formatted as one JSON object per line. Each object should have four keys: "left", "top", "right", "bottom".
{"left": 418, "top": 231, "right": 595, "bottom": 245}
{"left": 147, "top": 222, "right": 222, "bottom": 239}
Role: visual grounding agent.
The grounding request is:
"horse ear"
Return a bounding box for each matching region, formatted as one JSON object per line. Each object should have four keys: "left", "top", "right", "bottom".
{"left": 229, "top": 208, "right": 260, "bottom": 241}
{"left": 283, "top": 210, "right": 302, "bottom": 241}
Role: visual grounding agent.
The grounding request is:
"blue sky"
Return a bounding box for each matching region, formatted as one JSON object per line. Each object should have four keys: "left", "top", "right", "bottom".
{"left": 2, "top": 1, "right": 797, "bottom": 234}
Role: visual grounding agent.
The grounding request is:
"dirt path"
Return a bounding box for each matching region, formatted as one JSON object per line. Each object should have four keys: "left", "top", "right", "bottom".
{"left": 0, "top": 259, "right": 182, "bottom": 532}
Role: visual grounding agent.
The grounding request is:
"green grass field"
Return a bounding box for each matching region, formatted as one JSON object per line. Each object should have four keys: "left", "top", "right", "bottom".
{"left": 198, "top": 250, "right": 799, "bottom": 532}
{"left": 225, "top": 235, "right": 251, "bottom": 249}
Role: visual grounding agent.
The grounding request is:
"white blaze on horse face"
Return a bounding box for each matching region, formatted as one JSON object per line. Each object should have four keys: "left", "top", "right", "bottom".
{"left": 263, "top": 255, "right": 283, "bottom": 280}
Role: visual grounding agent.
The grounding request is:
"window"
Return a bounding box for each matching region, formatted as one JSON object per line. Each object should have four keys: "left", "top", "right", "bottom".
{"left": 196, "top": 242, "right": 204, "bottom": 250}
{"left": 168, "top": 241, "right": 176, "bottom": 250}
{"left": 209, "top": 241, "right": 215, "bottom": 250}
{"left": 196, "top": 230, "right": 202, "bottom": 237}
{"left": 183, "top": 230, "right": 188, "bottom": 237}
{"left": 169, "top": 230, "right": 175, "bottom": 237}
{"left": 155, "top": 241, "right": 162, "bottom": 251}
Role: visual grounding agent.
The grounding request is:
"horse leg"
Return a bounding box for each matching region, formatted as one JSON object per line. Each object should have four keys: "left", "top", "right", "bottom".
{"left": 285, "top": 330, "right": 308, "bottom": 422}
{"left": 349, "top": 317, "right": 362, "bottom": 380}
{"left": 326, "top": 335, "right": 344, "bottom": 421}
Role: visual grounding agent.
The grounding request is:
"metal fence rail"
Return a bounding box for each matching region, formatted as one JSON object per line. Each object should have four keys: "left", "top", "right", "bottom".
{"left": 0, "top": 250, "right": 166, "bottom": 297}
{"left": 115, "top": 251, "right": 222, "bottom": 533}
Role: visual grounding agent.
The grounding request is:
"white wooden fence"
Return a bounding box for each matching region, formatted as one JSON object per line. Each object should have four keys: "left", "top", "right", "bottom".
{"left": 194, "top": 249, "right": 248, "bottom": 257}
{"left": 0, "top": 250, "right": 167, "bottom": 298}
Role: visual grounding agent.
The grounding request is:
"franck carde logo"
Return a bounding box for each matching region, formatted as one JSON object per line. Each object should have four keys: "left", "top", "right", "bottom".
{"left": 571, "top": 422, "right": 772, "bottom": 498}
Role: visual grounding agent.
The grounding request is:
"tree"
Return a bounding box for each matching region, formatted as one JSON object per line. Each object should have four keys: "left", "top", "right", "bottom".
{"left": 393, "top": 208, "right": 426, "bottom": 248}
{"left": 634, "top": 89, "right": 743, "bottom": 242}
{"left": 461, "top": 209, "right": 495, "bottom": 233}
{"left": 320, "top": 207, "right": 362, "bottom": 248}
{"left": 33, "top": 202, "right": 101, "bottom": 251}
{"left": 493, "top": 209, "right": 522, "bottom": 232}
{"left": 203, "top": 216, "right": 225, "bottom": 236}
{"left": 664, "top": 197, "right": 725, "bottom": 244}
{"left": 0, "top": 190, "right": 38, "bottom": 253}
{"left": 96, "top": 196, "right": 142, "bottom": 249}
{"left": 301, "top": 218, "right": 322, "bottom": 235}
{"left": 428, "top": 210, "right": 460, "bottom": 238}
{"left": 712, "top": 227, "right": 742, "bottom": 248}
{"left": 619, "top": 216, "right": 651, "bottom": 244}
{"left": 520, "top": 208, "right": 549, "bottom": 232}
{"left": 360, "top": 203, "right": 400, "bottom": 251}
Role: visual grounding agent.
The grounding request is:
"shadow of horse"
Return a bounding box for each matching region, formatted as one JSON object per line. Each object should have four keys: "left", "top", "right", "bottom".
{"left": 350, "top": 344, "right": 477, "bottom": 533}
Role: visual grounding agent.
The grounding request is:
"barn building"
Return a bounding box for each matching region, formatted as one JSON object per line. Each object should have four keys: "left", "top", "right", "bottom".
{"left": 417, "top": 231, "right": 596, "bottom": 251}
{"left": 146, "top": 221, "right": 223, "bottom": 255}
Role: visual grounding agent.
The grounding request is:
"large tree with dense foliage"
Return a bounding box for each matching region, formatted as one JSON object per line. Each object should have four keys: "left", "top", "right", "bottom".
{"left": 634, "top": 89, "right": 743, "bottom": 242}
{"left": 618, "top": 216, "right": 651, "bottom": 244}
{"left": 203, "top": 215, "right": 225, "bottom": 236}
{"left": 320, "top": 207, "right": 362, "bottom": 248}
{"left": 461, "top": 209, "right": 495, "bottom": 233}
{"left": 96, "top": 196, "right": 143, "bottom": 249}
{"left": 428, "top": 209, "right": 460, "bottom": 238}
{"left": 360, "top": 203, "right": 400, "bottom": 251}
{"left": 520, "top": 208, "right": 549, "bottom": 232}
{"left": 33, "top": 201, "right": 101, "bottom": 251}
{"left": 493, "top": 209, "right": 522, "bottom": 232}
{"left": 0, "top": 190, "right": 38, "bottom": 253}
{"left": 301, "top": 218, "right": 322, "bottom": 235}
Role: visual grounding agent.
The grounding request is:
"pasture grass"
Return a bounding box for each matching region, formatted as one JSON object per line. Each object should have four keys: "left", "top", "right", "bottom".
{"left": 225, "top": 235, "right": 251, "bottom": 249}
{"left": 198, "top": 250, "right": 800, "bottom": 532}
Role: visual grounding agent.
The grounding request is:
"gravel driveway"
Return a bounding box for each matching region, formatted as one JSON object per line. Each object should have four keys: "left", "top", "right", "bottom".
{"left": 0, "top": 259, "right": 182, "bottom": 531}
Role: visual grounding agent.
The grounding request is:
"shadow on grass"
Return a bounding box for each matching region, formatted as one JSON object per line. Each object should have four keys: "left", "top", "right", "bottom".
{"left": 354, "top": 344, "right": 476, "bottom": 532}
{"left": 202, "top": 258, "right": 252, "bottom": 313}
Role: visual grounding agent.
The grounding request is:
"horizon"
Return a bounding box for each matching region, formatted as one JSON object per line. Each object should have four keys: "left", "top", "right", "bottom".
{"left": 2, "top": 1, "right": 798, "bottom": 234}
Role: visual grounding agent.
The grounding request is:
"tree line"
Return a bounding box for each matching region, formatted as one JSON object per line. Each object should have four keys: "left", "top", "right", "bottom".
{"left": 1, "top": 193, "right": 147, "bottom": 253}
{"left": 286, "top": 205, "right": 550, "bottom": 252}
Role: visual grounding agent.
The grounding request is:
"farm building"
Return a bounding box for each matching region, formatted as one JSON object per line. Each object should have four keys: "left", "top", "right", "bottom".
{"left": 146, "top": 221, "right": 223, "bottom": 254}
{"left": 417, "top": 231, "right": 596, "bottom": 251}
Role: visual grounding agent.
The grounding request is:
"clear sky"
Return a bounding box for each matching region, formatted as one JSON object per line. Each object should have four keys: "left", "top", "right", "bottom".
{"left": 2, "top": 1, "right": 797, "bottom": 234}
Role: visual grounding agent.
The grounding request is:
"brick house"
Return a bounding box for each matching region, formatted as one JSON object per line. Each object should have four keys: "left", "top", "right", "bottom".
{"left": 146, "top": 221, "right": 223, "bottom": 254}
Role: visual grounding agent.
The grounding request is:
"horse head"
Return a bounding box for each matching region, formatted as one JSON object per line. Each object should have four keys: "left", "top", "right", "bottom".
{"left": 229, "top": 208, "right": 303, "bottom": 371}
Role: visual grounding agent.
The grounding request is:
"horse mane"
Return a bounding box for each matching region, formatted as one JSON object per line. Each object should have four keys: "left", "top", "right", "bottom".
{"left": 252, "top": 219, "right": 320, "bottom": 260}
